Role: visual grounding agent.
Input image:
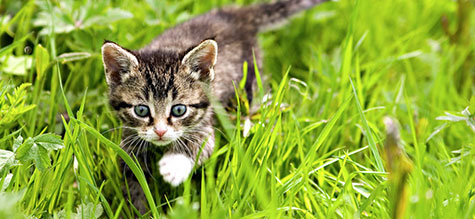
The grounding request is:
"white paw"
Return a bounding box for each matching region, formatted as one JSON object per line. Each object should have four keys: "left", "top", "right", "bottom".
{"left": 159, "top": 154, "right": 194, "bottom": 187}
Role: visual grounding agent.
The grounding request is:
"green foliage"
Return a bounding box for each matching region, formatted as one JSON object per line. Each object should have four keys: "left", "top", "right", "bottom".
{"left": 34, "top": 0, "right": 133, "bottom": 35}
{"left": 57, "top": 202, "right": 104, "bottom": 219}
{"left": 0, "top": 82, "right": 36, "bottom": 127}
{"left": 0, "top": 149, "right": 17, "bottom": 176}
{"left": 0, "top": 0, "right": 473, "bottom": 218}
{"left": 0, "top": 192, "right": 23, "bottom": 219}
{"left": 0, "top": 55, "right": 32, "bottom": 75}
{"left": 15, "top": 133, "right": 64, "bottom": 171}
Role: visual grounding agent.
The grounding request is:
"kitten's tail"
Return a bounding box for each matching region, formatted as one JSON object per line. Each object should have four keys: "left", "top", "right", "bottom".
{"left": 249, "top": 0, "right": 330, "bottom": 31}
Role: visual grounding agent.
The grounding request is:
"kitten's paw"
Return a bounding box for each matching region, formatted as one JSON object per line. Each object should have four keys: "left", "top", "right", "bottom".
{"left": 159, "top": 154, "right": 194, "bottom": 187}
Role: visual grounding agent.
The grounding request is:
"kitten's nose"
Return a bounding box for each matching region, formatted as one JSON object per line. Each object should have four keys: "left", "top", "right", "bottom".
{"left": 154, "top": 127, "right": 168, "bottom": 137}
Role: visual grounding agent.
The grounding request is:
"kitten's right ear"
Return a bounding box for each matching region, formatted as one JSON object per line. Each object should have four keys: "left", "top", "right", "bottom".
{"left": 101, "top": 41, "right": 139, "bottom": 86}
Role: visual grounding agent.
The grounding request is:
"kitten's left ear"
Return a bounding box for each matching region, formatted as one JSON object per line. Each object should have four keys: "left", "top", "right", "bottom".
{"left": 101, "top": 41, "right": 139, "bottom": 87}
{"left": 182, "top": 40, "right": 218, "bottom": 82}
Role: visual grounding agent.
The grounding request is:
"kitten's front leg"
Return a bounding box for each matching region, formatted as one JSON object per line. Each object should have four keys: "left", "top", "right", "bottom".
{"left": 120, "top": 159, "right": 148, "bottom": 214}
{"left": 159, "top": 127, "right": 215, "bottom": 186}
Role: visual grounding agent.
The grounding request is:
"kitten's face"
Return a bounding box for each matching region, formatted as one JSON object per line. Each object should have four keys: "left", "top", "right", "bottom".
{"left": 102, "top": 40, "right": 217, "bottom": 146}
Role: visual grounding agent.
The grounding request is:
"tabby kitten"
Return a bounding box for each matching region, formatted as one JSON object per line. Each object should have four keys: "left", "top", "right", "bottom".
{"left": 102, "top": 0, "right": 328, "bottom": 212}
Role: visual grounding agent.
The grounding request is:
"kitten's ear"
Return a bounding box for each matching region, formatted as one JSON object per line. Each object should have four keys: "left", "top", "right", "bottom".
{"left": 101, "top": 41, "right": 139, "bottom": 86}
{"left": 181, "top": 39, "right": 218, "bottom": 82}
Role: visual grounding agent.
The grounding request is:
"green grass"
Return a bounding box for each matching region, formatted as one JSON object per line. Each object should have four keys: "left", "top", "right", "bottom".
{"left": 0, "top": 0, "right": 474, "bottom": 218}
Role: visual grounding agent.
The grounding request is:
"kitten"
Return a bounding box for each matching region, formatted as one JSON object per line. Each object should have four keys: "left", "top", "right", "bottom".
{"left": 102, "top": 0, "right": 329, "bottom": 212}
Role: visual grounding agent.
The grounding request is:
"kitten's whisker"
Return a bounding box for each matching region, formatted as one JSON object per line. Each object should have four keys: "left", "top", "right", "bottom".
{"left": 124, "top": 135, "right": 143, "bottom": 156}
{"left": 122, "top": 134, "right": 138, "bottom": 146}
{"left": 184, "top": 128, "right": 214, "bottom": 139}
{"left": 186, "top": 126, "right": 222, "bottom": 136}
{"left": 121, "top": 134, "right": 138, "bottom": 150}
{"left": 142, "top": 141, "right": 159, "bottom": 181}
{"left": 179, "top": 135, "right": 203, "bottom": 157}
{"left": 183, "top": 133, "right": 206, "bottom": 144}
{"left": 135, "top": 138, "right": 144, "bottom": 157}
{"left": 101, "top": 126, "right": 137, "bottom": 135}
{"left": 176, "top": 138, "right": 193, "bottom": 158}
{"left": 133, "top": 137, "right": 146, "bottom": 154}
{"left": 173, "top": 137, "right": 190, "bottom": 157}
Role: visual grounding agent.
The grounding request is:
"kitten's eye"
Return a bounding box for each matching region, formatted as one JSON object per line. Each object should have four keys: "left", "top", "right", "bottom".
{"left": 134, "top": 105, "right": 150, "bottom": 117}
{"left": 171, "top": 104, "right": 187, "bottom": 117}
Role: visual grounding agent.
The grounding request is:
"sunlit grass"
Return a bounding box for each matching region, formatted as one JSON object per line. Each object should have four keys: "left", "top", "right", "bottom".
{"left": 0, "top": 0, "right": 474, "bottom": 218}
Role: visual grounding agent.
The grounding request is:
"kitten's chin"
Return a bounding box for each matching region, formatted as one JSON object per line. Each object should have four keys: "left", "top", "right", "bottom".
{"left": 150, "top": 139, "right": 173, "bottom": 146}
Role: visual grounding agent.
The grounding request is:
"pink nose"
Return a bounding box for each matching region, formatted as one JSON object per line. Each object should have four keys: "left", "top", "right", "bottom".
{"left": 154, "top": 128, "right": 167, "bottom": 137}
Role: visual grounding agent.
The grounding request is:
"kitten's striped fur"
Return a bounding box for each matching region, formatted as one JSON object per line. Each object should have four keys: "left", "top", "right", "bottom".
{"left": 102, "top": 0, "right": 328, "bottom": 212}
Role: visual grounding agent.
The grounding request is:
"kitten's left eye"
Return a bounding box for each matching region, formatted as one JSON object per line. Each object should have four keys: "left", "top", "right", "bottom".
{"left": 134, "top": 105, "right": 150, "bottom": 117}
{"left": 171, "top": 104, "right": 187, "bottom": 117}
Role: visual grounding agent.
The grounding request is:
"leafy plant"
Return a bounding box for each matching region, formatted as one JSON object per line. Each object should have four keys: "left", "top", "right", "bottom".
{"left": 57, "top": 202, "right": 103, "bottom": 219}
{"left": 436, "top": 106, "right": 475, "bottom": 132}
{"left": 33, "top": 0, "right": 133, "bottom": 35}
{"left": 14, "top": 134, "right": 64, "bottom": 171}
{"left": 0, "top": 149, "right": 17, "bottom": 176}
{"left": 0, "top": 82, "right": 36, "bottom": 128}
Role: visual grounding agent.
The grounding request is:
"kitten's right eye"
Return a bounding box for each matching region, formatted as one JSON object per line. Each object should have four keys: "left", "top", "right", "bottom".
{"left": 134, "top": 105, "right": 150, "bottom": 117}
{"left": 171, "top": 104, "right": 187, "bottom": 117}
